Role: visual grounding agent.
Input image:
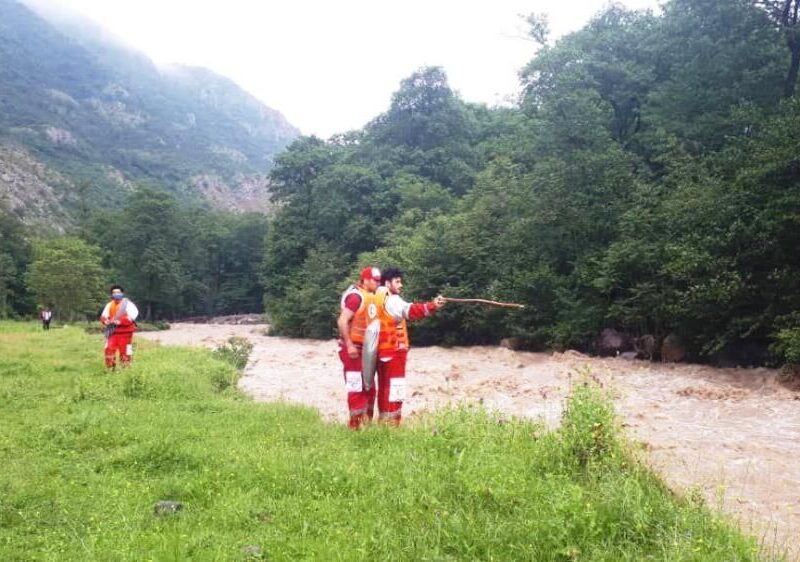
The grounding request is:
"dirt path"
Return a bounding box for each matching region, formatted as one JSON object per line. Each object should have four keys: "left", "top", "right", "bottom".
{"left": 140, "top": 324, "right": 800, "bottom": 559}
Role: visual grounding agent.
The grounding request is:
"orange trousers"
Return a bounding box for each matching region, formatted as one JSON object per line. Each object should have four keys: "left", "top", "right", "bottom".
{"left": 105, "top": 332, "right": 133, "bottom": 368}
{"left": 339, "top": 345, "right": 408, "bottom": 428}
{"left": 376, "top": 350, "right": 407, "bottom": 425}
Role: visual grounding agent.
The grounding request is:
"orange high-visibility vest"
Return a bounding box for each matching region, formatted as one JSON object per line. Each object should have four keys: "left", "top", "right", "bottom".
{"left": 108, "top": 300, "right": 125, "bottom": 321}
{"left": 373, "top": 289, "right": 399, "bottom": 357}
{"left": 380, "top": 290, "right": 410, "bottom": 351}
{"left": 395, "top": 317, "right": 410, "bottom": 351}
{"left": 341, "top": 285, "right": 374, "bottom": 345}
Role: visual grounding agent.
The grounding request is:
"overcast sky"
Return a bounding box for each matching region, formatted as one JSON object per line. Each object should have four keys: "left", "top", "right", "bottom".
{"left": 30, "top": 0, "right": 660, "bottom": 138}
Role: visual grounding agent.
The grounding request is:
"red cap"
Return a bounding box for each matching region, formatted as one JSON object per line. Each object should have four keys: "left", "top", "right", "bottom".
{"left": 360, "top": 266, "right": 381, "bottom": 282}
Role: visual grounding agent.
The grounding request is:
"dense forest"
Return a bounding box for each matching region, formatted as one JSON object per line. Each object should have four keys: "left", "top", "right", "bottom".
{"left": 0, "top": 188, "right": 266, "bottom": 320}
{"left": 1, "top": 0, "right": 799, "bottom": 366}
{"left": 261, "top": 0, "right": 800, "bottom": 366}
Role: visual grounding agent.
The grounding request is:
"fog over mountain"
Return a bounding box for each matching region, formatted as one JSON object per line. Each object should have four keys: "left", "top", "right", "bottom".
{"left": 0, "top": 0, "right": 299, "bottom": 225}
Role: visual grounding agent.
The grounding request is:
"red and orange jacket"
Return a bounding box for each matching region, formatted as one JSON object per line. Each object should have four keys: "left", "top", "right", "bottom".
{"left": 376, "top": 287, "right": 440, "bottom": 356}
{"left": 100, "top": 299, "right": 139, "bottom": 335}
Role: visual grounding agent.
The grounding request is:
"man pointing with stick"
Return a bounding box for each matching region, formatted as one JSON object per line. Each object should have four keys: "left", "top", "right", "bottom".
{"left": 374, "top": 267, "right": 445, "bottom": 426}
{"left": 338, "top": 266, "right": 524, "bottom": 428}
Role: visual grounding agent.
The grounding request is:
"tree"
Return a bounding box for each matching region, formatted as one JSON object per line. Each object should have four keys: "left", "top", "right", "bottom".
{"left": 525, "top": 12, "right": 550, "bottom": 47}
{"left": 265, "top": 243, "right": 350, "bottom": 338}
{"left": 366, "top": 66, "right": 478, "bottom": 193}
{"left": 755, "top": 0, "right": 800, "bottom": 95}
{"left": 369, "top": 67, "right": 466, "bottom": 149}
{"left": 25, "top": 237, "right": 106, "bottom": 320}
{"left": 0, "top": 252, "right": 17, "bottom": 317}
{"left": 217, "top": 213, "right": 268, "bottom": 313}
{"left": 99, "top": 186, "right": 186, "bottom": 319}
{"left": 185, "top": 211, "right": 268, "bottom": 315}
{"left": 256, "top": 0, "right": 800, "bottom": 367}
{"left": 0, "top": 200, "right": 31, "bottom": 317}
{"left": 521, "top": 0, "right": 787, "bottom": 155}
{"left": 521, "top": 6, "right": 658, "bottom": 147}
{"left": 647, "top": 0, "right": 785, "bottom": 149}
{"left": 263, "top": 138, "right": 395, "bottom": 326}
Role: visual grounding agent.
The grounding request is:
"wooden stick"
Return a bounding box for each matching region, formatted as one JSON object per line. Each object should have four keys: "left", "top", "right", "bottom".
{"left": 441, "top": 297, "right": 525, "bottom": 309}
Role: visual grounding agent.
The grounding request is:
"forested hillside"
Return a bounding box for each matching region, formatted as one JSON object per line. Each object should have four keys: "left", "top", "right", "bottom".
{"left": 262, "top": 0, "right": 800, "bottom": 366}
{"left": 0, "top": 0, "right": 298, "bottom": 223}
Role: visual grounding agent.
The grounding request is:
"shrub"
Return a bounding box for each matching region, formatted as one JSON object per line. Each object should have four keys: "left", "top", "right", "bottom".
{"left": 121, "top": 370, "right": 148, "bottom": 398}
{"left": 560, "top": 376, "right": 622, "bottom": 470}
{"left": 210, "top": 369, "right": 235, "bottom": 392}
{"left": 212, "top": 336, "right": 253, "bottom": 371}
{"left": 772, "top": 327, "right": 800, "bottom": 366}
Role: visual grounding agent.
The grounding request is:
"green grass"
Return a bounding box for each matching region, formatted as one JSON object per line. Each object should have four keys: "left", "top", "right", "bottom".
{"left": 0, "top": 321, "right": 763, "bottom": 561}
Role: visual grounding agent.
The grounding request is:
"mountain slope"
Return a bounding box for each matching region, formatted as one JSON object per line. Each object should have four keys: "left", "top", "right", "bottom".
{"left": 0, "top": 0, "right": 299, "bottom": 223}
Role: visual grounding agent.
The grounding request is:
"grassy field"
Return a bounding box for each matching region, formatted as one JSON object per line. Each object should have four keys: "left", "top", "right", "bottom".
{"left": 0, "top": 322, "right": 764, "bottom": 561}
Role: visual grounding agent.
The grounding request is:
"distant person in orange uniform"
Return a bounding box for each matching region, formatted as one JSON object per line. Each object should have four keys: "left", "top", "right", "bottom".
{"left": 99, "top": 284, "right": 139, "bottom": 370}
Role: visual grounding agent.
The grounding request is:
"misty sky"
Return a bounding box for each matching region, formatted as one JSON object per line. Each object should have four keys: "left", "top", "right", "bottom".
{"left": 30, "top": 0, "right": 660, "bottom": 137}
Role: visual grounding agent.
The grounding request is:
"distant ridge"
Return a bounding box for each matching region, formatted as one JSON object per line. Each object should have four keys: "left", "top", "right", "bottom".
{"left": 0, "top": 0, "right": 299, "bottom": 225}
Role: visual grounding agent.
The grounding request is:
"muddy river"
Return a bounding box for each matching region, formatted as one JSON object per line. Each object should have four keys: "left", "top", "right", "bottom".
{"left": 140, "top": 323, "right": 800, "bottom": 560}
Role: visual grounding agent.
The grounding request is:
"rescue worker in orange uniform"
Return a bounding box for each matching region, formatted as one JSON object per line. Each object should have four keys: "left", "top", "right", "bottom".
{"left": 99, "top": 284, "right": 139, "bottom": 370}
{"left": 374, "top": 267, "right": 445, "bottom": 425}
{"left": 336, "top": 266, "right": 382, "bottom": 429}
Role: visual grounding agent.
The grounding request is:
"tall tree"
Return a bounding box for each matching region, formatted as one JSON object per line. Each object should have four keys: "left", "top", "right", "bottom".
{"left": 366, "top": 66, "right": 478, "bottom": 193}
{"left": 0, "top": 200, "right": 31, "bottom": 317}
{"left": 755, "top": 0, "right": 800, "bottom": 95}
{"left": 521, "top": 6, "right": 657, "bottom": 147}
{"left": 96, "top": 186, "right": 185, "bottom": 320}
{"left": 0, "top": 252, "right": 16, "bottom": 317}
{"left": 25, "top": 237, "right": 106, "bottom": 320}
{"left": 647, "top": 0, "right": 785, "bottom": 149}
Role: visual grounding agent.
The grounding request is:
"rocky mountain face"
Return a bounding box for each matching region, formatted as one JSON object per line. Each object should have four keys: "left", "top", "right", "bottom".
{"left": 0, "top": 0, "right": 299, "bottom": 225}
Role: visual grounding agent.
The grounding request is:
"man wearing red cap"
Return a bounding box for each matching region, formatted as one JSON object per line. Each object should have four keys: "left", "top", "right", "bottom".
{"left": 337, "top": 266, "right": 382, "bottom": 429}
{"left": 375, "top": 267, "right": 445, "bottom": 425}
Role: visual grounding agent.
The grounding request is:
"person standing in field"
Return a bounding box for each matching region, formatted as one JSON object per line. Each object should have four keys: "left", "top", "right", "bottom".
{"left": 99, "top": 284, "right": 139, "bottom": 370}
{"left": 336, "top": 266, "right": 382, "bottom": 429}
{"left": 374, "top": 267, "right": 445, "bottom": 425}
{"left": 40, "top": 307, "right": 52, "bottom": 330}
